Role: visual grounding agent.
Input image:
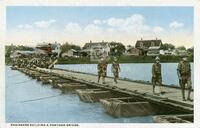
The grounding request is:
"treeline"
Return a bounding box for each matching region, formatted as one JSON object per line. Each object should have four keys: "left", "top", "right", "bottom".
{"left": 5, "top": 42, "right": 194, "bottom": 65}
{"left": 5, "top": 42, "right": 194, "bottom": 58}
{"left": 5, "top": 45, "right": 34, "bottom": 58}
{"left": 5, "top": 45, "right": 35, "bottom": 65}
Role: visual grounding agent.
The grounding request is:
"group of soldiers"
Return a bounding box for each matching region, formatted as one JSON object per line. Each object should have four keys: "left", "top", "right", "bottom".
{"left": 97, "top": 55, "right": 192, "bottom": 102}
{"left": 97, "top": 57, "right": 120, "bottom": 84}
{"left": 12, "top": 51, "right": 192, "bottom": 102}
{"left": 12, "top": 54, "right": 56, "bottom": 69}
{"left": 152, "top": 55, "right": 192, "bottom": 101}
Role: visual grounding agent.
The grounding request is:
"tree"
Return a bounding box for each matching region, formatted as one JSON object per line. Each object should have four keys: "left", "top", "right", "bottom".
{"left": 161, "top": 43, "right": 175, "bottom": 50}
{"left": 5, "top": 45, "right": 13, "bottom": 58}
{"left": 71, "top": 44, "right": 81, "bottom": 51}
{"left": 60, "top": 42, "right": 71, "bottom": 53}
{"left": 61, "top": 42, "right": 81, "bottom": 54}
{"left": 110, "top": 42, "right": 126, "bottom": 56}
{"left": 177, "top": 46, "right": 186, "bottom": 50}
{"left": 187, "top": 47, "right": 194, "bottom": 53}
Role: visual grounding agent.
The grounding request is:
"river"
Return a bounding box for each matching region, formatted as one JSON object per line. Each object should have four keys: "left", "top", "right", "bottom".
{"left": 6, "top": 66, "right": 153, "bottom": 123}
{"left": 55, "top": 63, "right": 194, "bottom": 87}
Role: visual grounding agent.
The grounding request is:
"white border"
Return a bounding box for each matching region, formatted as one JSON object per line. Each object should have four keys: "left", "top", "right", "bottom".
{"left": 194, "top": 0, "right": 200, "bottom": 127}
{"left": 0, "top": 0, "right": 6, "bottom": 128}
{"left": 1, "top": 0, "right": 199, "bottom": 128}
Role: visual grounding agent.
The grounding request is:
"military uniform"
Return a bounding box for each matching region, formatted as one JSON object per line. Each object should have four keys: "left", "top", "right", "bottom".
{"left": 112, "top": 58, "right": 120, "bottom": 83}
{"left": 177, "top": 59, "right": 192, "bottom": 101}
{"left": 152, "top": 57, "right": 162, "bottom": 94}
{"left": 97, "top": 62, "right": 102, "bottom": 83}
{"left": 101, "top": 62, "right": 107, "bottom": 77}
{"left": 47, "top": 43, "right": 52, "bottom": 57}
{"left": 99, "top": 59, "right": 108, "bottom": 84}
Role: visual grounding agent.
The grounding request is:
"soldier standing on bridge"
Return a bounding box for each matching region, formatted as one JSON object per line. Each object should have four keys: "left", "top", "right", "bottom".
{"left": 112, "top": 57, "right": 120, "bottom": 84}
{"left": 152, "top": 56, "right": 163, "bottom": 95}
{"left": 177, "top": 55, "right": 193, "bottom": 101}
{"left": 101, "top": 57, "right": 108, "bottom": 84}
{"left": 97, "top": 58, "right": 103, "bottom": 83}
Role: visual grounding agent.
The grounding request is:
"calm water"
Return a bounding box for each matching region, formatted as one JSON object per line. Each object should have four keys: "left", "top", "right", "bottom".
{"left": 6, "top": 66, "right": 153, "bottom": 123}
{"left": 55, "top": 63, "right": 194, "bottom": 87}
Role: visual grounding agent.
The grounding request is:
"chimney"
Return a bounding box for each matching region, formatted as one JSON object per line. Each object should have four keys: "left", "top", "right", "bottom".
{"left": 141, "top": 38, "right": 143, "bottom": 40}
{"left": 90, "top": 40, "right": 92, "bottom": 43}
{"left": 156, "top": 37, "right": 157, "bottom": 40}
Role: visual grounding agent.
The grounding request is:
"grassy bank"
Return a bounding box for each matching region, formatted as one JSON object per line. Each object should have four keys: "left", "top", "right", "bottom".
{"left": 57, "top": 55, "right": 193, "bottom": 64}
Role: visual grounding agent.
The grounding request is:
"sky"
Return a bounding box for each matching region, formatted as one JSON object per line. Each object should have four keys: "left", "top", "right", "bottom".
{"left": 6, "top": 6, "right": 193, "bottom": 48}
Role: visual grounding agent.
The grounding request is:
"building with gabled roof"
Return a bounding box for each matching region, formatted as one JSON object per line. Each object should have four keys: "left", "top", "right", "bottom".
{"left": 135, "top": 38, "right": 162, "bottom": 55}
{"left": 36, "top": 42, "right": 61, "bottom": 57}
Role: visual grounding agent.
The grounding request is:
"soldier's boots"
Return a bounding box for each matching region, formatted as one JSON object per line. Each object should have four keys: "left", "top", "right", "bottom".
{"left": 187, "top": 97, "right": 193, "bottom": 102}
{"left": 181, "top": 88, "right": 186, "bottom": 101}
{"left": 182, "top": 96, "right": 186, "bottom": 101}
{"left": 97, "top": 76, "right": 100, "bottom": 83}
{"left": 187, "top": 90, "right": 193, "bottom": 102}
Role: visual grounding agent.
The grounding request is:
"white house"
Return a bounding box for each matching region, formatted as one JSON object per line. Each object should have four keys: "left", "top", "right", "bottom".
{"left": 160, "top": 49, "right": 176, "bottom": 56}
{"left": 82, "top": 40, "right": 110, "bottom": 61}
{"left": 52, "top": 42, "right": 61, "bottom": 57}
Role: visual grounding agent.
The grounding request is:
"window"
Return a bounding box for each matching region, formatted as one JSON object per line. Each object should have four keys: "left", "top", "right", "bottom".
{"left": 151, "top": 42, "right": 155, "bottom": 46}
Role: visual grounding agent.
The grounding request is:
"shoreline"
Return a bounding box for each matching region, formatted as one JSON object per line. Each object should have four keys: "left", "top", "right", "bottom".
{"left": 5, "top": 55, "right": 193, "bottom": 65}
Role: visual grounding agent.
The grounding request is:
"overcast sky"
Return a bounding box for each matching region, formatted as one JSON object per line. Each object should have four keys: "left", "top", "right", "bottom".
{"left": 6, "top": 6, "right": 193, "bottom": 48}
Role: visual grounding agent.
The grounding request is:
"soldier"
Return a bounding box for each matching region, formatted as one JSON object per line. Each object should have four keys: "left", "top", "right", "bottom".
{"left": 97, "top": 58, "right": 103, "bottom": 83}
{"left": 101, "top": 58, "right": 108, "bottom": 84}
{"left": 112, "top": 57, "right": 120, "bottom": 83}
{"left": 177, "top": 55, "right": 192, "bottom": 101}
{"left": 47, "top": 43, "right": 52, "bottom": 57}
{"left": 152, "top": 56, "right": 162, "bottom": 95}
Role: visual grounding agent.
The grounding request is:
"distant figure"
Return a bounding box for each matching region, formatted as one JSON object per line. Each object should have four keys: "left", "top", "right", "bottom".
{"left": 152, "top": 56, "right": 162, "bottom": 95}
{"left": 112, "top": 57, "right": 120, "bottom": 84}
{"left": 177, "top": 55, "right": 192, "bottom": 101}
{"left": 97, "top": 58, "right": 103, "bottom": 83}
{"left": 47, "top": 43, "right": 52, "bottom": 57}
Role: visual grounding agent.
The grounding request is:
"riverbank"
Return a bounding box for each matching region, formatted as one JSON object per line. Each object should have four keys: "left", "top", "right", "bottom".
{"left": 5, "top": 55, "right": 193, "bottom": 65}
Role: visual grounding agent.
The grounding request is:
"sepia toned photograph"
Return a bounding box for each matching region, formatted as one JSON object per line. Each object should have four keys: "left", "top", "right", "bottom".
{"left": 5, "top": 6, "right": 193, "bottom": 123}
